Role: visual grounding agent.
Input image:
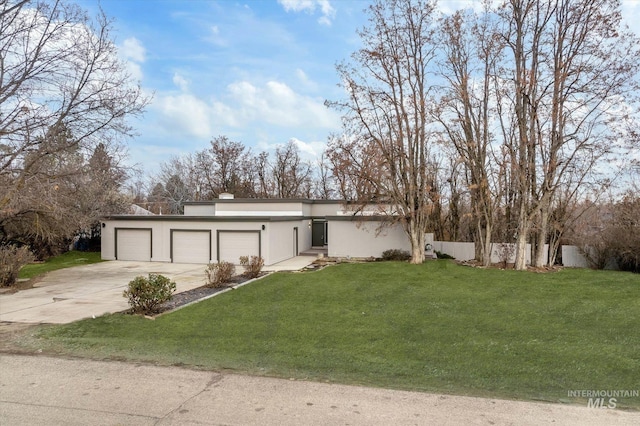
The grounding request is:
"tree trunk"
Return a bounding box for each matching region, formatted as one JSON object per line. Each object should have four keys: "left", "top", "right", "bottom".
{"left": 533, "top": 196, "right": 553, "bottom": 267}
{"left": 409, "top": 222, "right": 425, "bottom": 264}
{"left": 548, "top": 232, "right": 562, "bottom": 266}
{"left": 482, "top": 222, "right": 493, "bottom": 266}
{"left": 533, "top": 212, "right": 549, "bottom": 267}
{"left": 514, "top": 204, "right": 530, "bottom": 270}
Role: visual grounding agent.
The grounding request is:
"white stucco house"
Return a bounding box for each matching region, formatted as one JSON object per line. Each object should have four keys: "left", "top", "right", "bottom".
{"left": 101, "top": 194, "right": 434, "bottom": 265}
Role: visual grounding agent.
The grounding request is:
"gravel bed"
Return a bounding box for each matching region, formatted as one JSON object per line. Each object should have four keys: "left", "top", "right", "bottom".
{"left": 154, "top": 275, "right": 257, "bottom": 314}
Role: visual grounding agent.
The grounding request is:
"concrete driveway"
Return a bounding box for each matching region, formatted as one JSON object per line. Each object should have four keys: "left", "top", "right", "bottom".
{"left": 0, "top": 261, "right": 211, "bottom": 324}
{"left": 0, "top": 257, "right": 316, "bottom": 324}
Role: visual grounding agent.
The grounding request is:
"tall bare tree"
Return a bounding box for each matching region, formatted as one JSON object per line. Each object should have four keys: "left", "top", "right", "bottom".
{"left": 327, "top": 0, "right": 439, "bottom": 263}
{"left": 0, "top": 0, "right": 148, "bottom": 253}
{"left": 208, "top": 136, "right": 256, "bottom": 197}
{"left": 436, "top": 8, "right": 504, "bottom": 265}
{"left": 273, "top": 140, "right": 313, "bottom": 198}
{"left": 499, "top": 0, "right": 640, "bottom": 269}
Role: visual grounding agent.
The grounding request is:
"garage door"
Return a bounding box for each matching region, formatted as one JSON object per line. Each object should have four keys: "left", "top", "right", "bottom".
{"left": 116, "top": 229, "right": 151, "bottom": 261}
{"left": 172, "top": 230, "right": 211, "bottom": 264}
{"left": 218, "top": 231, "right": 260, "bottom": 264}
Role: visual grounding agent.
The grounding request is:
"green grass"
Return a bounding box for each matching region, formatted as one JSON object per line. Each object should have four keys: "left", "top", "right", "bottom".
{"left": 33, "top": 261, "right": 640, "bottom": 408}
{"left": 18, "top": 251, "right": 104, "bottom": 279}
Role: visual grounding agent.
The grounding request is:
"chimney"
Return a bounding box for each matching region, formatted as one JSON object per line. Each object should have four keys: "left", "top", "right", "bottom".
{"left": 219, "top": 193, "right": 234, "bottom": 199}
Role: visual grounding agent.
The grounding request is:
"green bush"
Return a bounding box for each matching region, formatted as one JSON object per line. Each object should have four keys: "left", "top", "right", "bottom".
{"left": 205, "top": 261, "right": 236, "bottom": 288}
{"left": 0, "top": 245, "right": 35, "bottom": 287}
{"left": 381, "top": 249, "right": 411, "bottom": 261}
{"left": 239, "top": 255, "right": 265, "bottom": 279}
{"left": 123, "top": 274, "right": 176, "bottom": 314}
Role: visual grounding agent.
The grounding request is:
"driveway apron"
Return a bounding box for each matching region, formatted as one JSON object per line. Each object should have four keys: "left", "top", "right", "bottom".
{"left": 0, "top": 261, "right": 207, "bottom": 324}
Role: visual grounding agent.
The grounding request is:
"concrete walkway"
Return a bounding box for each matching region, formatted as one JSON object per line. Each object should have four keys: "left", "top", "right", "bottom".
{"left": 0, "top": 257, "right": 315, "bottom": 324}
{"left": 263, "top": 255, "right": 317, "bottom": 272}
{"left": 1, "top": 354, "right": 637, "bottom": 425}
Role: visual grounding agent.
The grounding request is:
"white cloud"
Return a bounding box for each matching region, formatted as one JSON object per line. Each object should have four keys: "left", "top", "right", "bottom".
{"left": 221, "top": 79, "right": 339, "bottom": 128}
{"left": 152, "top": 79, "right": 340, "bottom": 144}
{"left": 257, "top": 137, "right": 327, "bottom": 160}
{"left": 295, "top": 68, "right": 318, "bottom": 91}
{"left": 290, "top": 137, "right": 326, "bottom": 157}
{"left": 278, "top": 0, "right": 336, "bottom": 26}
{"left": 121, "top": 37, "right": 146, "bottom": 63}
{"left": 436, "top": 0, "right": 487, "bottom": 15}
{"left": 155, "top": 93, "right": 212, "bottom": 139}
{"left": 172, "top": 73, "right": 189, "bottom": 91}
{"left": 119, "top": 37, "right": 145, "bottom": 81}
{"left": 206, "top": 24, "right": 227, "bottom": 46}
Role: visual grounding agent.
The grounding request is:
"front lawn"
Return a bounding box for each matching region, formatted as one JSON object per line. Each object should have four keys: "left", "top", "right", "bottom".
{"left": 33, "top": 261, "right": 640, "bottom": 408}
{"left": 18, "top": 250, "right": 104, "bottom": 280}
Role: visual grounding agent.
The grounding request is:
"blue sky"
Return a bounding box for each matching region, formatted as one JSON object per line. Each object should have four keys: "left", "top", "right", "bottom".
{"left": 75, "top": 0, "right": 640, "bottom": 174}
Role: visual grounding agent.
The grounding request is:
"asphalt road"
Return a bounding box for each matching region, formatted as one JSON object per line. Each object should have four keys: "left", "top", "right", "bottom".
{"left": 1, "top": 354, "right": 638, "bottom": 425}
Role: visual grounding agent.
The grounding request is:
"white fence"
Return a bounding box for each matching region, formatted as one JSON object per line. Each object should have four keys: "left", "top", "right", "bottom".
{"left": 433, "top": 241, "right": 549, "bottom": 265}
{"left": 561, "top": 245, "right": 619, "bottom": 269}
{"left": 433, "top": 241, "right": 619, "bottom": 269}
{"left": 561, "top": 245, "right": 589, "bottom": 268}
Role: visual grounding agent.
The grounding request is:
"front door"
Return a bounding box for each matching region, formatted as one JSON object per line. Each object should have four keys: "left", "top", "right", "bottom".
{"left": 312, "top": 221, "right": 326, "bottom": 246}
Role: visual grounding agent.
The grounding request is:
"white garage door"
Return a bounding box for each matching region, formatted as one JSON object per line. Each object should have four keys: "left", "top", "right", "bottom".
{"left": 116, "top": 229, "right": 151, "bottom": 261}
{"left": 218, "top": 231, "right": 260, "bottom": 264}
{"left": 172, "top": 230, "right": 211, "bottom": 264}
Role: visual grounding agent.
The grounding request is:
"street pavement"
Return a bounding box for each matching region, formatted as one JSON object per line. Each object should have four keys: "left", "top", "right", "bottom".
{"left": 1, "top": 354, "right": 638, "bottom": 425}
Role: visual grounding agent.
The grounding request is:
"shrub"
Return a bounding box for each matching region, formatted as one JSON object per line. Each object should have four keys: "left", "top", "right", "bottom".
{"left": 123, "top": 274, "right": 176, "bottom": 314}
{"left": 239, "top": 255, "right": 265, "bottom": 278}
{"left": 381, "top": 249, "right": 411, "bottom": 261}
{"left": 0, "top": 245, "right": 35, "bottom": 287}
{"left": 205, "top": 261, "right": 235, "bottom": 288}
{"left": 435, "top": 250, "right": 454, "bottom": 259}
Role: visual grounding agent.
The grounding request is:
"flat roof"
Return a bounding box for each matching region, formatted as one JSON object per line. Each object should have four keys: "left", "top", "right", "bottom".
{"left": 102, "top": 215, "right": 313, "bottom": 222}
{"left": 183, "top": 198, "right": 349, "bottom": 205}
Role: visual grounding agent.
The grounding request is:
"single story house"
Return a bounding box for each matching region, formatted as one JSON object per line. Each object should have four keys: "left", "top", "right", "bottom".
{"left": 101, "top": 194, "right": 434, "bottom": 265}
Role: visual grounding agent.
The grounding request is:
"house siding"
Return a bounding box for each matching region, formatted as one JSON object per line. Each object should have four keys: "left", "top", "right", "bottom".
{"left": 102, "top": 219, "right": 268, "bottom": 264}
{"left": 328, "top": 220, "right": 411, "bottom": 258}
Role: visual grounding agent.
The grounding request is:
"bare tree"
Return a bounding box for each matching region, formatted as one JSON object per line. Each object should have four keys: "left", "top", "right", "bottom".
{"left": 255, "top": 151, "right": 273, "bottom": 198}
{"left": 273, "top": 140, "right": 313, "bottom": 198}
{"left": 436, "top": 8, "right": 504, "bottom": 265}
{"left": 312, "top": 151, "right": 336, "bottom": 199}
{"left": 0, "top": 0, "right": 149, "bottom": 253}
{"left": 188, "top": 136, "right": 257, "bottom": 199}
{"left": 327, "top": 0, "right": 439, "bottom": 263}
{"left": 497, "top": 0, "right": 639, "bottom": 269}
{"left": 155, "top": 153, "right": 198, "bottom": 210}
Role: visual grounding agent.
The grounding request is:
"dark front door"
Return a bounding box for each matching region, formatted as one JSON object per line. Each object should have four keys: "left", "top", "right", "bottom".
{"left": 312, "top": 221, "right": 326, "bottom": 246}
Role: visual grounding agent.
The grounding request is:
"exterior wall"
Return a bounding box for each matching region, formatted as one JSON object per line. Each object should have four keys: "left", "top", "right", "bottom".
{"left": 309, "top": 202, "right": 344, "bottom": 217}
{"left": 102, "top": 219, "right": 270, "bottom": 264}
{"left": 184, "top": 205, "right": 215, "bottom": 216}
{"left": 265, "top": 220, "right": 310, "bottom": 265}
{"left": 214, "top": 201, "right": 303, "bottom": 216}
{"left": 299, "top": 220, "right": 313, "bottom": 252}
{"left": 328, "top": 220, "right": 410, "bottom": 258}
{"left": 101, "top": 220, "right": 168, "bottom": 262}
